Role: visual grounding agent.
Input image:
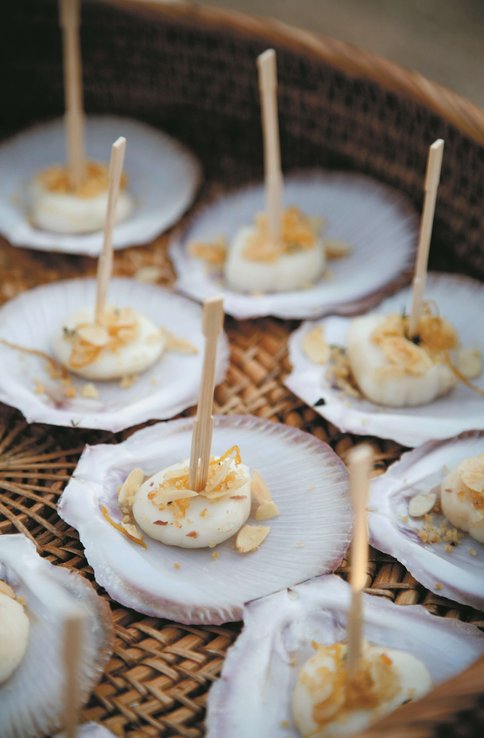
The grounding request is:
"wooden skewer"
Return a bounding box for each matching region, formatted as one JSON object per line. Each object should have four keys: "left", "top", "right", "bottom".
{"left": 257, "top": 49, "right": 283, "bottom": 245}
{"left": 59, "top": 0, "right": 86, "bottom": 189}
{"left": 189, "top": 296, "right": 224, "bottom": 492}
{"left": 95, "top": 136, "right": 127, "bottom": 324}
{"left": 63, "top": 609, "right": 85, "bottom": 738}
{"left": 408, "top": 139, "right": 445, "bottom": 337}
{"left": 346, "top": 443, "right": 373, "bottom": 679}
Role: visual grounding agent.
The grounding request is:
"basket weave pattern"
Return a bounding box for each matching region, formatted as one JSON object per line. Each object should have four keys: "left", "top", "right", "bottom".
{"left": 0, "top": 1, "right": 483, "bottom": 736}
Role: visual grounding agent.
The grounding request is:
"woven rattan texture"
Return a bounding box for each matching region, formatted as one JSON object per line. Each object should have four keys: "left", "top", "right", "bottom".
{"left": 1, "top": 0, "right": 483, "bottom": 276}
{"left": 0, "top": 1, "right": 483, "bottom": 736}
{"left": 0, "top": 237, "right": 483, "bottom": 737}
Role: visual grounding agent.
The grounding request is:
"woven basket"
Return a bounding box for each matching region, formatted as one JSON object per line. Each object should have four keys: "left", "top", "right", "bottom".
{"left": 0, "top": 1, "right": 483, "bottom": 736}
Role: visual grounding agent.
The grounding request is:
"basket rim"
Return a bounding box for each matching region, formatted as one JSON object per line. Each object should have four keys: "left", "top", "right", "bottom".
{"left": 103, "top": 0, "right": 484, "bottom": 146}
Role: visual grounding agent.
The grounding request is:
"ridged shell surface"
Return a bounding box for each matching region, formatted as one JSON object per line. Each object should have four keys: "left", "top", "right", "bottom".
{"left": 58, "top": 415, "right": 352, "bottom": 624}
{"left": 0, "top": 116, "right": 201, "bottom": 255}
{"left": 171, "top": 170, "right": 417, "bottom": 319}
{"left": 0, "top": 535, "right": 113, "bottom": 738}
{"left": 206, "top": 575, "right": 484, "bottom": 738}
{"left": 0, "top": 278, "right": 228, "bottom": 431}
{"left": 286, "top": 273, "right": 484, "bottom": 446}
{"left": 369, "top": 431, "right": 484, "bottom": 609}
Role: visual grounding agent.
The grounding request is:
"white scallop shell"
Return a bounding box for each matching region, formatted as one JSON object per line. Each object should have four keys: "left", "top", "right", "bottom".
{"left": 170, "top": 170, "right": 418, "bottom": 319}
{"left": 369, "top": 432, "right": 484, "bottom": 609}
{"left": 0, "top": 534, "right": 113, "bottom": 738}
{"left": 58, "top": 415, "right": 352, "bottom": 624}
{"left": 0, "top": 277, "right": 228, "bottom": 431}
{"left": 206, "top": 574, "right": 484, "bottom": 738}
{"left": 0, "top": 116, "right": 201, "bottom": 255}
{"left": 286, "top": 273, "right": 484, "bottom": 446}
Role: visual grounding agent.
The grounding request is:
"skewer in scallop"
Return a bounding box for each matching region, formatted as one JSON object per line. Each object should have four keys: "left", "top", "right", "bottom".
{"left": 131, "top": 295, "right": 260, "bottom": 551}
{"left": 29, "top": 0, "right": 133, "bottom": 233}
{"left": 292, "top": 445, "right": 432, "bottom": 737}
{"left": 224, "top": 49, "right": 326, "bottom": 293}
{"left": 345, "top": 139, "right": 479, "bottom": 407}
{"left": 63, "top": 608, "right": 85, "bottom": 738}
{"left": 53, "top": 137, "right": 165, "bottom": 380}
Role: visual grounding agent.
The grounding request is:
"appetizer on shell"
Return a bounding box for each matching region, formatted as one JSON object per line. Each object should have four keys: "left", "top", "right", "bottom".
{"left": 58, "top": 415, "right": 352, "bottom": 624}
{"left": 0, "top": 534, "right": 113, "bottom": 738}
{"left": 286, "top": 273, "right": 484, "bottom": 446}
{"left": 0, "top": 277, "right": 228, "bottom": 431}
{"left": 369, "top": 431, "right": 484, "bottom": 609}
{"left": 171, "top": 170, "right": 417, "bottom": 320}
{"left": 0, "top": 116, "right": 201, "bottom": 255}
{"left": 206, "top": 575, "right": 484, "bottom": 738}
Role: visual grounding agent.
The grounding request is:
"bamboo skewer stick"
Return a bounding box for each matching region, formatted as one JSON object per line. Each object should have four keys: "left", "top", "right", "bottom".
{"left": 257, "top": 49, "right": 283, "bottom": 245}
{"left": 63, "top": 609, "right": 85, "bottom": 738}
{"left": 59, "top": 0, "right": 86, "bottom": 189}
{"left": 189, "top": 296, "right": 224, "bottom": 492}
{"left": 346, "top": 444, "right": 373, "bottom": 679}
{"left": 408, "top": 139, "right": 445, "bottom": 337}
{"left": 95, "top": 136, "right": 127, "bottom": 324}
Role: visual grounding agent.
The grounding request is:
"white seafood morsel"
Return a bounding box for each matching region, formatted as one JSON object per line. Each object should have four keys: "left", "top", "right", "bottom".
{"left": 292, "top": 642, "right": 431, "bottom": 737}
{"left": 368, "top": 432, "right": 484, "bottom": 609}
{"left": 0, "top": 278, "right": 226, "bottom": 431}
{"left": 224, "top": 225, "right": 326, "bottom": 293}
{"left": 441, "top": 454, "right": 484, "bottom": 544}
{"left": 29, "top": 163, "right": 133, "bottom": 234}
{"left": 133, "top": 458, "right": 252, "bottom": 548}
{"left": 53, "top": 306, "right": 165, "bottom": 380}
{"left": 172, "top": 170, "right": 418, "bottom": 320}
{"left": 0, "top": 588, "right": 30, "bottom": 684}
{"left": 286, "top": 274, "right": 484, "bottom": 446}
{"left": 205, "top": 575, "right": 484, "bottom": 738}
{"left": 58, "top": 415, "right": 352, "bottom": 624}
{"left": 0, "top": 116, "right": 201, "bottom": 255}
{"left": 0, "top": 534, "right": 113, "bottom": 738}
{"left": 347, "top": 313, "right": 457, "bottom": 407}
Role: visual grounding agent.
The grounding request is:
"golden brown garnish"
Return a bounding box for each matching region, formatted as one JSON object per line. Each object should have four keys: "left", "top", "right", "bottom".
{"left": 302, "top": 326, "right": 330, "bottom": 365}
{"left": 243, "top": 207, "right": 320, "bottom": 262}
{"left": 235, "top": 524, "right": 270, "bottom": 553}
{"left": 64, "top": 306, "right": 139, "bottom": 369}
{"left": 189, "top": 238, "right": 227, "bottom": 266}
{"left": 101, "top": 505, "right": 146, "bottom": 548}
{"left": 39, "top": 161, "right": 128, "bottom": 198}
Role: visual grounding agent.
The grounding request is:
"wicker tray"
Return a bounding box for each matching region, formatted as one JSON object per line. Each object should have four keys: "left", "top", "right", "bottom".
{"left": 0, "top": 1, "right": 483, "bottom": 736}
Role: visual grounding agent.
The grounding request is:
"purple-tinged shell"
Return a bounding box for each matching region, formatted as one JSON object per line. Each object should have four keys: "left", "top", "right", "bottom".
{"left": 369, "top": 431, "right": 484, "bottom": 609}
{"left": 286, "top": 273, "right": 484, "bottom": 446}
{"left": 206, "top": 575, "right": 484, "bottom": 738}
{"left": 0, "top": 277, "right": 228, "bottom": 431}
{"left": 0, "top": 534, "right": 113, "bottom": 738}
{"left": 58, "top": 415, "right": 352, "bottom": 624}
{"left": 0, "top": 116, "right": 201, "bottom": 256}
{"left": 171, "top": 170, "right": 417, "bottom": 319}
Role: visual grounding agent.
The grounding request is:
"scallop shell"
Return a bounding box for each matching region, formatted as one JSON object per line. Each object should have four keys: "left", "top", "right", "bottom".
{"left": 0, "top": 534, "right": 113, "bottom": 738}
{"left": 58, "top": 415, "right": 352, "bottom": 624}
{"left": 286, "top": 273, "right": 484, "bottom": 446}
{"left": 369, "top": 431, "right": 484, "bottom": 609}
{"left": 206, "top": 574, "right": 484, "bottom": 738}
{"left": 170, "top": 170, "right": 417, "bottom": 320}
{"left": 0, "top": 116, "right": 201, "bottom": 255}
{"left": 0, "top": 277, "right": 228, "bottom": 431}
